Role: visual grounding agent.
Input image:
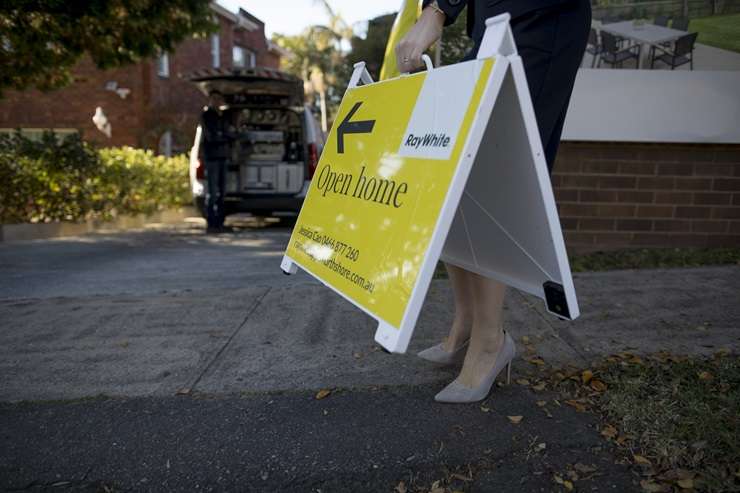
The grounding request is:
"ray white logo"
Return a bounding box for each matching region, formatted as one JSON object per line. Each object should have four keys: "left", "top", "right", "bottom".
{"left": 403, "top": 133, "right": 451, "bottom": 150}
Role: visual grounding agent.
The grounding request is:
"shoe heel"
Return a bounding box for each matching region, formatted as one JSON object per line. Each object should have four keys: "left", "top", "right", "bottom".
{"left": 506, "top": 361, "right": 512, "bottom": 385}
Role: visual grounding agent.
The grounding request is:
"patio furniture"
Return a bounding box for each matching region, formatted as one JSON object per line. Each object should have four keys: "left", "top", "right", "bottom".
{"left": 672, "top": 17, "right": 690, "bottom": 31}
{"left": 599, "top": 20, "right": 687, "bottom": 68}
{"left": 598, "top": 31, "right": 641, "bottom": 68}
{"left": 585, "top": 28, "right": 601, "bottom": 67}
{"left": 650, "top": 31, "right": 698, "bottom": 69}
{"left": 654, "top": 15, "right": 670, "bottom": 26}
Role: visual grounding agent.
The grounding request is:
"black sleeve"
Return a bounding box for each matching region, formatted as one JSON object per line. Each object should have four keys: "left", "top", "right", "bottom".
{"left": 201, "top": 109, "right": 217, "bottom": 143}
{"left": 422, "top": 0, "right": 467, "bottom": 27}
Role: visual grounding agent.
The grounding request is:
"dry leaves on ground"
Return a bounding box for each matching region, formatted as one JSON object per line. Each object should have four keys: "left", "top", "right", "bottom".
{"left": 315, "top": 389, "right": 331, "bottom": 400}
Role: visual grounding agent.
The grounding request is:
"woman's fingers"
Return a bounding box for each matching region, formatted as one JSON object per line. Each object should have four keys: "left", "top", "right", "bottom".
{"left": 395, "top": 7, "right": 444, "bottom": 73}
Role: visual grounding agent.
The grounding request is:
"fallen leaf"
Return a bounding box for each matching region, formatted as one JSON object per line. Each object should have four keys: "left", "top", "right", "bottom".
{"left": 315, "top": 389, "right": 331, "bottom": 400}
{"left": 640, "top": 480, "right": 665, "bottom": 492}
{"left": 532, "top": 382, "right": 546, "bottom": 391}
{"left": 563, "top": 480, "right": 574, "bottom": 491}
{"left": 677, "top": 478, "right": 694, "bottom": 489}
{"left": 480, "top": 405, "right": 491, "bottom": 413}
{"left": 353, "top": 352, "right": 362, "bottom": 359}
{"left": 590, "top": 379, "right": 607, "bottom": 392}
{"left": 536, "top": 400, "right": 547, "bottom": 407}
{"left": 175, "top": 388, "right": 191, "bottom": 395}
{"left": 395, "top": 481, "right": 407, "bottom": 493}
{"left": 697, "top": 371, "right": 713, "bottom": 381}
{"left": 564, "top": 399, "right": 587, "bottom": 412}
{"left": 601, "top": 425, "right": 618, "bottom": 439}
{"left": 574, "top": 463, "right": 597, "bottom": 474}
{"left": 507, "top": 415, "right": 523, "bottom": 424}
{"left": 581, "top": 369, "right": 593, "bottom": 384}
{"left": 522, "top": 335, "right": 530, "bottom": 343}
{"left": 526, "top": 356, "right": 546, "bottom": 367}
{"left": 516, "top": 378, "right": 531, "bottom": 386}
{"left": 553, "top": 474, "right": 564, "bottom": 484}
{"left": 535, "top": 442, "right": 546, "bottom": 452}
{"left": 451, "top": 472, "right": 473, "bottom": 482}
{"left": 633, "top": 454, "right": 652, "bottom": 465}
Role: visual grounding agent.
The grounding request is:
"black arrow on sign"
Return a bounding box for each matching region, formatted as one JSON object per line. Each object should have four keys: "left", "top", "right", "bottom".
{"left": 336, "top": 102, "right": 375, "bottom": 154}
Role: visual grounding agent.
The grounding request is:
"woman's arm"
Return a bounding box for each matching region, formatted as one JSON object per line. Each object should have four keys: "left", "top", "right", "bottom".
{"left": 395, "top": 0, "right": 471, "bottom": 72}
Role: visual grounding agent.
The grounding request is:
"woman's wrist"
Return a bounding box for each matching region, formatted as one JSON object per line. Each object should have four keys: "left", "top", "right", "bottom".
{"left": 425, "top": 1, "right": 447, "bottom": 21}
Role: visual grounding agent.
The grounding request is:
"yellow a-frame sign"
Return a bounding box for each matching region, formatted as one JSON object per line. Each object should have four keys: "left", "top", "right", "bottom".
{"left": 282, "top": 15, "right": 579, "bottom": 353}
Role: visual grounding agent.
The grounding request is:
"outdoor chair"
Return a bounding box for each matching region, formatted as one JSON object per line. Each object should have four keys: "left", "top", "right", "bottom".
{"left": 650, "top": 32, "right": 698, "bottom": 70}
{"left": 585, "top": 28, "right": 601, "bottom": 68}
{"left": 672, "top": 17, "right": 690, "bottom": 31}
{"left": 654, "top": 15, "right": 670, "bottom": 26}
{"left": 598, "top": 31, "right": 640, "bottom": 68}
{"left": 600, "top": 15, "right": 629, "bottom": 47}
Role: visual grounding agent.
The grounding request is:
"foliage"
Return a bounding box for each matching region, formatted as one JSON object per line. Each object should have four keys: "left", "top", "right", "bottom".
{"left": 568, "top": 247, "right": 740, "bottom": 272}
{"left": 690, "top": 14, "right": 740, "bottom": 54}
{"left": 347, "top": 14, "right": 395, "bottom": 81}
{"left": 553, "top": 352, "right": 740, "bottom": 491}
{"left": 439, "top": 6, "right": 474, "bottom": 66}
{"left": 0, "top": 131, "right": 190, "bottom": 224}
{"left": 0, "top": 0, "right": 217, "bottom": 95}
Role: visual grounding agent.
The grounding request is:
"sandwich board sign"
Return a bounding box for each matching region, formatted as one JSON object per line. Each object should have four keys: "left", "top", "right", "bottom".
{"left": 281, "top": 14, "right": 579, "bottom": 353}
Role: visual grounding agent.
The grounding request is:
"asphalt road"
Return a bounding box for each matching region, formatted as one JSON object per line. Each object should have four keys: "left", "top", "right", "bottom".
{"left": 2, "top": 219, "right": 737, "bottom": 491}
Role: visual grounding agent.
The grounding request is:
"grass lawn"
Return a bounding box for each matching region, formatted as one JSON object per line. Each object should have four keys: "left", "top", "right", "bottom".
{"left": 689, "top": 13, "right": 740, "bottom": 53}
{"left": 552, "top": 352, "right": 740, "bottom": 491}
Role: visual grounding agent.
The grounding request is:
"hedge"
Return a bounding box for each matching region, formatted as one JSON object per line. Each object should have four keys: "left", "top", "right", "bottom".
{"left": 0, "top": 131, "right": 191, "bottom": 224}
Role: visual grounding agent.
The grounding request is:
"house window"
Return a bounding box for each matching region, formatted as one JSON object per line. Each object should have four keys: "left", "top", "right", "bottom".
{"left": 158, "top": 130, "right": 173, "bottom": 157}
{"left": 233, "top": 46, "right": 255, "bottom": 69}
{"left": 156, "top": 52, "right": 169, "bottom": 78}
{"left": 210, "top": 34, "right": 220, "bottom": 68}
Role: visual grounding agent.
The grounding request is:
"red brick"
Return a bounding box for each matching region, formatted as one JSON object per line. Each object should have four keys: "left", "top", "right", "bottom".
{"left": 616, "top": 219, "right": 653, "bottom": 231}
{"left": 675, "top": 206, "right": 712, "bottom": 219}
{"left": 691, "top": 221, "right": 728, "bottom": 233}
{"left": 632, "top": 233, "right": 709, "bottom": 247}
{"left": 579, "top": 190, "right": 618, "bottom": 202}
{"left": 693, "top": 163, "right": 737, "bottom": 177}
{"left": 617, "top": 191, "right": 654, "bottom": 203}
{"left": 713, "top": 178, "right": 740, "bottom": 192}
{"left": 598, "top": 176, "right": 637, "bottom": 190}
{"left": 597, "top": 204, "right": 636, "bottom": 217}
{"left": 550, "top": 174, "right": 563, "bottom": 187}
{"left": 578, "top": 218, "right": 615, "bottom": 231}
{"left": 655, "top": 192, "right": 692, "bottom": 204}
{"left": 734, "top": 194, "right": 740, "bottom": 206}
{"left": 654, "top": 220, "right": 691, "bottom": 232}
{"left": 552, "top": 159, "right": 582, "bottom": 173}
{"left": 554, "top": 188, "right": 579, "bottom": 202}
{"left": 729, "top": 221, "right": 740, "bottom": 234}
{"left": 619, "top": 162, "right": 656, "bottom": 175}
{"left": 636, "top": 205, "right": 674, "bottom": 218}
{"left": 583, "top": 161, "right": 620, "bottom": 174}
{"left": 559, "top": 174, "right": 600, "bottom": 188}
{"left": 599, "top": 147, "right": 639, "bottom": 160}
{"left": 559, "top": 203, "right": 597, "bottom": 217}
{"left": 657, "top": 163, "right": 694, "bottom": 176}
{"left": 675, "top": 177, "right": 712, "bottom": 191}
{"left": 564, "top": 232, "right": 596, "bottom": 245}
{"left": 665, "top": 147, "right": 714, "bottom": 163}
{"left": 638, "top": 177, "right": 675, "bottom": 190}
{"left": 592, "top": 232, "right": 633, "bottom": 245}
{"left": 711, "top": 207, "right": 740, "bottom": 220}
{"left": 706, "top": 235, "right": 740, "bottom": 247}
{"left": 693, "top": 192, "right": 731, "bottom": 205}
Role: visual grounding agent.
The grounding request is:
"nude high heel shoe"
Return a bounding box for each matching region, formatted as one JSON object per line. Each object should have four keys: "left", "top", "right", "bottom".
{"left": 417, "top": 339, "right": 469, "bottom": 366}
{"left": 434, "top": 331, "right": 516, "bottom": 403}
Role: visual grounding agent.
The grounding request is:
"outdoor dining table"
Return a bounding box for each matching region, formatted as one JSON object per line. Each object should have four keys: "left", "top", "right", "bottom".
{"left": 599, "top": 20, "right": 687, "bottom": 68}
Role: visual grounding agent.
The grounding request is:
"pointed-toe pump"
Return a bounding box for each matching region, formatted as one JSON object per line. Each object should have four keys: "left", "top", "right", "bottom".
{"left": 417, "top": 339, "right": 469, "bottom": 366}
{"left": 434, "top": 331, "right": 516, "bottom": 403}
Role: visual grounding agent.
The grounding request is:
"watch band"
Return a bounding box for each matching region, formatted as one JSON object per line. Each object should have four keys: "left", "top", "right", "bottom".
{"left": 427, "top": 0, "right": 447, "bottom": 19}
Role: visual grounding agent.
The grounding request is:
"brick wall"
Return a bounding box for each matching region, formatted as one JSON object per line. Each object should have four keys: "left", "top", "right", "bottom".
{"left": 0, "top": 8, "right": 280, "bottom": 152}
{"left": 553, "top": 142, "right": 740, "bottom": 252}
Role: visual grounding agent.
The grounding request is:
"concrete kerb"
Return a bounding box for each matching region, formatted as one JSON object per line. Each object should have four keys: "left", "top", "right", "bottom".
{"left": 0, "top": 206, "right": 199, "bottom": 243}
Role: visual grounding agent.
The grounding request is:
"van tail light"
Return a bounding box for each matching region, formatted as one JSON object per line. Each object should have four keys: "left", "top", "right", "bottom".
{"left": 307, "top": 143, "right": 319, "bottom": 179}
{"left": 195, "top": 157, "right": 205, "bottom": 180}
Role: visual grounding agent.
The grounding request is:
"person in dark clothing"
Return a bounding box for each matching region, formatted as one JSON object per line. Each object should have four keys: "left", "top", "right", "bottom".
{"left": 396, "top": 0, "right": 590, "bottom": 402}
{"left": 201, "top": 90, "right": 232, "bottom": 232}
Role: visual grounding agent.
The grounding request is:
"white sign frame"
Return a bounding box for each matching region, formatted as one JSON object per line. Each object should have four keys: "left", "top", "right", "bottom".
{"left": 281, "top": 14, "right": 579, "bottom": 354}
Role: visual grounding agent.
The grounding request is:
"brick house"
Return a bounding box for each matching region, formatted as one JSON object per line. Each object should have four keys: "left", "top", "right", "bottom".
{"left": 0, "top": 4, "right": 283, "bottom": 155}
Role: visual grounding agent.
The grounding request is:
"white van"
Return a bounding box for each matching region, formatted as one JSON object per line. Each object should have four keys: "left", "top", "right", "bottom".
{"left": 189, "top": 67, "right": 325, "bottom": 217}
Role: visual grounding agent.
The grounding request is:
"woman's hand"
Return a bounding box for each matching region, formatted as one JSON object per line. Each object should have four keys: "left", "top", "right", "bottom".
{"left": 395, "top": 6, "right": 445, "bottom": 73}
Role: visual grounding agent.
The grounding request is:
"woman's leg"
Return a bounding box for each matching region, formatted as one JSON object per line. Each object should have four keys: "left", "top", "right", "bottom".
{"left": 456, "top": 271, "right": 507, "bottom": 387}
{"left": 441, "top": 262, "right": 474, "bottom": 351}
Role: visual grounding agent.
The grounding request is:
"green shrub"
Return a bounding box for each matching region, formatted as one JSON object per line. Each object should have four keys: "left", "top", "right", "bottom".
{"left": 0, "top": 130, "right": 190, "bottom": 224}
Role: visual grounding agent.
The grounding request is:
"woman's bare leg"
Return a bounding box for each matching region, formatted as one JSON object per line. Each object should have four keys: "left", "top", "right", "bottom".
{"left": 456, "top": 271, "right": 507, "bottom": 387}
{"left": 441, "top": 262, "right": 475, "bottom": 351}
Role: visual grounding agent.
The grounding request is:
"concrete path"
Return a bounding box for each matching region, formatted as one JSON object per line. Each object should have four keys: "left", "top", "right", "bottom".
{"left": 1, "top": 221, "right": 737, "bottom": 491}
